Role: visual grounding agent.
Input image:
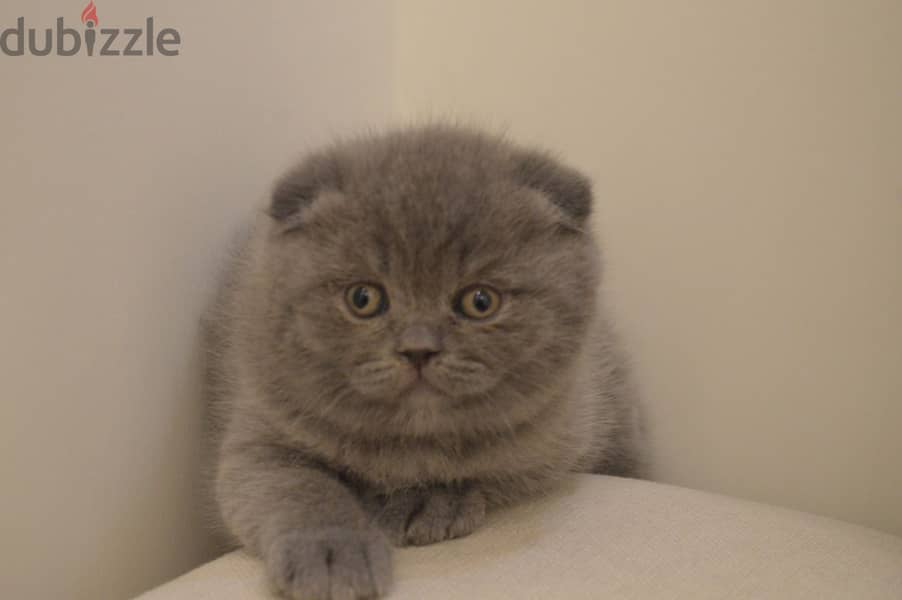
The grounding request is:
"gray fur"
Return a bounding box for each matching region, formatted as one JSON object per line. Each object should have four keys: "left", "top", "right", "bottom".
{"left": 207, "top": 125, "right": 644, "bottom": 599}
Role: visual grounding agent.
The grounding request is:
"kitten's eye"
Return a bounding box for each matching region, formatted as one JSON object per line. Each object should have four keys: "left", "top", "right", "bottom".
{"left": 345, "top": 283, "right": 387, "bottom": 318}
{"left": 456, "top": 285, "right": 501, "bottom": 320}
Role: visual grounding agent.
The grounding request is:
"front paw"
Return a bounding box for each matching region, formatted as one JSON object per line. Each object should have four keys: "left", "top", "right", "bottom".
{"left": 265, "top": 527, "right": 391, "bottom": 600}
{"left": 376, "top": 486, "right": 486, "bottom": 547}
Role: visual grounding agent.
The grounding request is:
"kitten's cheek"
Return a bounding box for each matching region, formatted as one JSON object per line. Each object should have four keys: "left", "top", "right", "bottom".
{"left": 424, "top": 365, "right": 498, "bottom": 397}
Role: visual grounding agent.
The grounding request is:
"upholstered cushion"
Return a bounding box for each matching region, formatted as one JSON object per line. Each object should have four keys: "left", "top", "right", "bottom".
{"left": 139, "top": 475, "right": 902, "bottom": 599}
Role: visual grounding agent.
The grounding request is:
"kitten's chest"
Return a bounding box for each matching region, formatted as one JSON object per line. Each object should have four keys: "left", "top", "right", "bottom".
{"left": 307, "top": 417, "right": 590, "bottom": 492}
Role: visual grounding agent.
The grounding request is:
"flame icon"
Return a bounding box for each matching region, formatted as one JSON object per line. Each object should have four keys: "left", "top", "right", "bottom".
{"left": 80, "top": 1, "right": 99, "bottom": 26}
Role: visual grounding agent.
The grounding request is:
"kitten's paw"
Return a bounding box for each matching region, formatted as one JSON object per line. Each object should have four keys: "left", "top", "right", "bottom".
{"left": 377, "top": 486, "right": 486, "bottom": 547}
{"left": 265, "top": 527, "right": 392, "bottom": 600}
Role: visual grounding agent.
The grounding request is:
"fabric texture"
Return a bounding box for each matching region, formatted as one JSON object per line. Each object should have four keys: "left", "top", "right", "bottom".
{"left": 139, "top": 475, "right": 902, "bottom": 599}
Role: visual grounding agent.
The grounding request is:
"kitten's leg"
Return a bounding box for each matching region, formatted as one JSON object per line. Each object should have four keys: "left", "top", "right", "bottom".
{"left": 217, "top": 440, "right": 391, "bottom": 600}
{"left": 372, "top": 484, "right": 487, "bottom": 547}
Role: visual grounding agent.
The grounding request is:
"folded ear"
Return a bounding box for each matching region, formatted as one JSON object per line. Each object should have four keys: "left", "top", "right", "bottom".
{"left": 268, "top": 152, "right": 344, "bottom": 231}
{"left": 513, "top": 150, "right": 593, "bottom": 227}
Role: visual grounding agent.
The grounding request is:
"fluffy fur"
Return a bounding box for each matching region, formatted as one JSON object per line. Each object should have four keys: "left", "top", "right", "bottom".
{"left": 207, "top": 125, "right": 643, "bottom": 600}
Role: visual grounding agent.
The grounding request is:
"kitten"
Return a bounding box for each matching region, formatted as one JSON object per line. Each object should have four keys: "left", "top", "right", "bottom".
{"left": 207, "top": 125, "right": 643, "bottom": 600}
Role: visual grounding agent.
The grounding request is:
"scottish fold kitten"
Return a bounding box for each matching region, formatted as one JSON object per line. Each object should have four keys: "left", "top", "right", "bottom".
{"left": 207, "top": 125, "right": 643, "bottom": 600}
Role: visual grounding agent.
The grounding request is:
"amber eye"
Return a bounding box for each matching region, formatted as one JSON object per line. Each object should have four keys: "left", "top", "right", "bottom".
{"left": 345, "top": 283, "right": 387, "bottom": 318}
{"left": 456, "top": 285, "right": 501, "bottom": 319}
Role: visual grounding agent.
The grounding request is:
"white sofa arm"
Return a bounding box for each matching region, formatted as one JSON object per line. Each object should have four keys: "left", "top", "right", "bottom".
{"left": 139, "top": 475, "right": 902, "bottom": 599}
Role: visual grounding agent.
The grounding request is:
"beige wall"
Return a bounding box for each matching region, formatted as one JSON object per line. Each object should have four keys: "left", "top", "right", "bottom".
{"left": 0, "top": 2, "right": 391, "bottom": 598}
{"left": 393, "top": 0, "right": 902, "bottom": 536}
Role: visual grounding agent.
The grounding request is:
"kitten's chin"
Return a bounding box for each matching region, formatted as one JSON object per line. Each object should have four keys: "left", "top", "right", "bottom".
{"left": 349, "top": 359, "right": 420, "bottom": 400}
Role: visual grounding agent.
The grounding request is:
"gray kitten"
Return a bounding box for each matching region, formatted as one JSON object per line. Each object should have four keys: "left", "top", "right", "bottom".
{"left": 207, "top": 125, "right": 643, "bottom": 600}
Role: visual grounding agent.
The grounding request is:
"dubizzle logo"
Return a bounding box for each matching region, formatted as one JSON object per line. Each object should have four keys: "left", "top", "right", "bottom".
{"left": 0, "top": 2, "right": 181, "bottom": 57}
{"left": 80, "top": 1, "right": 99, "bottom": 27}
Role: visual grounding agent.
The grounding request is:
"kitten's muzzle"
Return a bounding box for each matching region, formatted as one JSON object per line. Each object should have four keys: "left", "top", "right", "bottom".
{"left": 399, "top": 349, "right": 439, "bottom": 370}
{"left": 397, "top": 323, "right": 443, "bottom": 371}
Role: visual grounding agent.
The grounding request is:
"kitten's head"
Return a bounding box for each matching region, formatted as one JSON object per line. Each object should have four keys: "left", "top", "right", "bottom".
{"left": 252, "top": 126, "right": 601, "bottom": 435}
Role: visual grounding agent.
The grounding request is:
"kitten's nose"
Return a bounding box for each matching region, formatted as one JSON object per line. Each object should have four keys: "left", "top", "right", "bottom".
{"left": 399, "top": 349, "right": 439, "bottom": 369}
{"left": 397, "top": 324, "right": 442, "bottom": 369}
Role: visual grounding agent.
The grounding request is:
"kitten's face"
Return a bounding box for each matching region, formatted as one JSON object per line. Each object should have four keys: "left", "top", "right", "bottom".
{"left": 257, "top": 130, "right": 600, "bottom": 432}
